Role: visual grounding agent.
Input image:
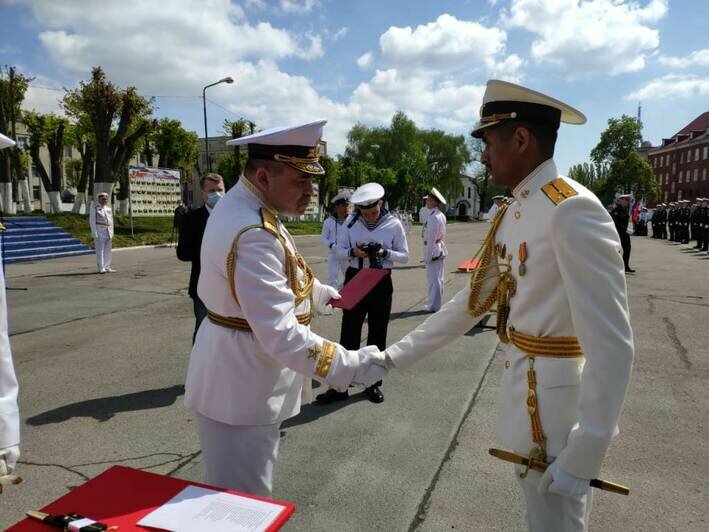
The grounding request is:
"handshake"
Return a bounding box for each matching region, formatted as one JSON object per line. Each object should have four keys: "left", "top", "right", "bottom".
{"left": 312, "top": 282, "right": 393, "bottom": 389}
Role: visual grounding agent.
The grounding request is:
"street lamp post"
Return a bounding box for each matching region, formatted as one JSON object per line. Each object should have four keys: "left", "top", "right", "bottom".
{"left": 202, "top": 76, "right": 234, "bottom": 172}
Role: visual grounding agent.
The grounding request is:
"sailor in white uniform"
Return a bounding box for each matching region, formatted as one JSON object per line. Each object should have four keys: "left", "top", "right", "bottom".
{"left": 316, "top": 182, "right": 409, "bottom": 405}
{"left": 0, "top": 133, "right": 20, "bottom": 485}
{"left": 381, "top": 80, "right": 634, "bottom": 531}
{"left": 321, "top": 191, "right": 350, "bottom": 289}
{"left": 487, "top": 195, "right": 504, "bottom": 223}
{"left": 184, "top": 121, "right": 387, "bottom": 497}
{"left": 89, "top": 192, "right": 115, "bottom": 273}
{"left": 422, "top": 188, "right": 448, "bottom": 312}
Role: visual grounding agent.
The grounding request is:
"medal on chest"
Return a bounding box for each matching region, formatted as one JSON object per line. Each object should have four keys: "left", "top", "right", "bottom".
{"left": 518, "top": 242, "right": 528, "bottom": 276}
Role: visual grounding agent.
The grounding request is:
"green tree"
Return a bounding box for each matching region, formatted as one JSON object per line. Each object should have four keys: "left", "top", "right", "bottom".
{"left": 152, "top": 117, "right": 199, "bottom": 187}
{"left": 342, "top": 112, "right": 469, "bottom": 210}
{"left": 590, "top": 115, "right": 658, "bottom": 204}
{"left": 318, "top": 154, "right": 339, "bottom": 209}
{"left": 24, "top": 112, "right": 69, "bottom": 213}
{"left": 222, "top": 118, "right": 254, "bottom": 184}
{"left": 568, "top": 163, "right": 597, "bottom": 189}
{"left": 0, "top": 66, "right": 32, "bottom": 213}
{"left": 63, "top": 67, "right": 154, "bottom": 197}
{"left": 65, "top": 117, "right": 95, "bottom": 213}
{"left": 215, "top": 151, "right": 238, "bottom": 190}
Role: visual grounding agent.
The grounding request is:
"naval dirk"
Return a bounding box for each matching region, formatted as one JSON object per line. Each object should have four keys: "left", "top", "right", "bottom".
{"left": 489, "top": 448, "right": 630, "bottom": 495}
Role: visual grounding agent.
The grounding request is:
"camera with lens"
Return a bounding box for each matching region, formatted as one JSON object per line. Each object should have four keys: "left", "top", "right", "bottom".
{"left": 359, "top": 241, "right": 384, "bottom": 269}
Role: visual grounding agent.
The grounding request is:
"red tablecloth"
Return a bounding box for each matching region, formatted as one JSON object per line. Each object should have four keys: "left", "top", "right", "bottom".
{"left": 7, "top": 465, "right": 294, "bottom": 531}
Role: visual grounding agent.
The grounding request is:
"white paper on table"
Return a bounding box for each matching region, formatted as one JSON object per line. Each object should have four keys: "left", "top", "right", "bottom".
{"left": 137, "top": 485, "right": 286, "bottom": 532}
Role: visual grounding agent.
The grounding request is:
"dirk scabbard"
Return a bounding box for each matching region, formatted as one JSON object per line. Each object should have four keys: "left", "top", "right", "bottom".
{"left": 489, "top": 448, "right": 630, "bottom": 496}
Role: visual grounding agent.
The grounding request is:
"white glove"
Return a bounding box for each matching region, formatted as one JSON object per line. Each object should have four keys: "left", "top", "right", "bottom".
{"left": 351, "top": 345, "right": 388, "bottom": 387}
{"left": 313, "top": 281, "right": 340, "bottom": 316}
{"left": 0, "top": 445, "right": 20, "bottom": 476}
{"left": 538, "top": 460, "right": 590, "bottom": 499}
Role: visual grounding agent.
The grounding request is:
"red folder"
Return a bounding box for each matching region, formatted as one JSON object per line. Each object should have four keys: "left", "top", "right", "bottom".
{"left": 457, "top": 257, "right": 480, "bottom": 272}
{"left": 329, "top": 268, "right": 390, "bottom": 310}
{"left": 7, "top": 465, "right": 295, "bottom": 531}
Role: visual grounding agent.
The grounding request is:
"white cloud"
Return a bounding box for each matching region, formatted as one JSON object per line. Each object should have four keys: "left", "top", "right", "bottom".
{"left": 357, "top": 52, "right": 373, "bottom": 69}
{"left": 332, "top": 27, "right": 349, "bottom": 41}
{"left": 279, "top": 0, "right": 317, "bottom": 13}
{"left": 626, "top": 74, "right": 709, "bottom": 100}
{"left": 379, "top": 14, "right": 510, "bottom": 75}
{"left": 504, "top": 0, "right": 668, "bottom": 76}
{"left": 23, "top": 87, "right": 65, "bottom": 115}
{"left": 18, "top": 2, "right": 491, "bottom": 155}
{"left": 658, "top": 48, "right": 709, "bottom": 69}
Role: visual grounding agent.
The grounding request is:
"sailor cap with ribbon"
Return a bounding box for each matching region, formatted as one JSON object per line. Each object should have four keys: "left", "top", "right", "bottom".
{"left": 0, "top": 132, "right": 16, "bottom": 150}
{"left": 226, "top": 120, "right": 326, "bottom": 175}
{"left": 426, "top": 187, "right": 447, "bottom": 206}
{"left": 471, "top": 80, "right": 586, "bottom": 138}
{"left": 330, "top": 190, "right": 351, "bottom": 204}
{"left": 350, "top": 182, "right": 385, "bottom": 208}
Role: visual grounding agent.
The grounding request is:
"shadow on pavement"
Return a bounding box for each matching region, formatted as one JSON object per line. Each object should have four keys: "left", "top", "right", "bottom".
{"left": 26, "top": 384, "right": 185, "bottom": 425}
{"left": 390, "top": 309, "right": 433, "bottom": 321}
{"left": 35, "top": 271, "right": 99, "bottom": 278}
{"left": 281, "top": 392, "right": 369, "bottom": 430}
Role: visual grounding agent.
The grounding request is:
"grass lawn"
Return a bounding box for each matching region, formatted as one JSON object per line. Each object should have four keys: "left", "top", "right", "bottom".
{"left": 47, "top": 213, "right": 325, "bottom": 248}
{"left": 46, "top": 213, "right": 468, "bottom": 248}
{"left": 48, "top": 213, "right": 179, "bottom": 249}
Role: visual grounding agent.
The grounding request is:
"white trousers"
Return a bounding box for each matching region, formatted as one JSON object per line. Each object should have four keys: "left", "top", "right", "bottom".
{"left": 425, "top": 258, "right": 445, "bottom": 311}
{"left": 327, "top": 253, "right": 346, "bottom": 289}
{"left": 514, "top": 464, "right": 593, "bottom": 532}
{"left": 196, "top": 413, "right": 281, "bottom": 497}
{"left": 94, "top": 233, "right": 112, "bottom": 272}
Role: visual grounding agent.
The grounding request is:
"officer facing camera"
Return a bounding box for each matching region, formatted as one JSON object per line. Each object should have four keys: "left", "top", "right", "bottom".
{"left": 316, "top": 182, "right": 409, "bottom": 405}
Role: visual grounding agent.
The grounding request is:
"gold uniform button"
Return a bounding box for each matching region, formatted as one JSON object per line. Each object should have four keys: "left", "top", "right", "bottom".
{"left": 504, "top": 360, "right": 510, "bottom": 369}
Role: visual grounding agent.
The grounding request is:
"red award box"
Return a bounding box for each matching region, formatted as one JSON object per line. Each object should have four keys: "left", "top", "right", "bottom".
{"left": 7, "top": 465, "right": 295, "bottom": 531}
{"left": 329, "top": 268, "right": 390, "bottom": 310}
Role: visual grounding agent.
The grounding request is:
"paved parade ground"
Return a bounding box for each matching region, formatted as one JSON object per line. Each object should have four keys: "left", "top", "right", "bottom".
{"left": 2, "top": 222, "right": 707, "bottom": 531}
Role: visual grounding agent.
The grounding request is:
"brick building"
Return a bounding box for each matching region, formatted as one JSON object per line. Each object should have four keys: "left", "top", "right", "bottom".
{"left": 647, "top": 112, "right": 709, "bottom": 205}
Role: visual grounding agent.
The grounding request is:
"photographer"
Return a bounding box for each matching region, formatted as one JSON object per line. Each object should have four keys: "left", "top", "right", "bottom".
{"left": 316, "top": 183, "right": 409, "bottom": 404}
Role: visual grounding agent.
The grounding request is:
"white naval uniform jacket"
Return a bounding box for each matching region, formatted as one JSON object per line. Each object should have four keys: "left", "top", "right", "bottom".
{"left": 335, "top": 211, "right": 409, "bottom": 269}
{"left": 184, "top": 179, "right": 364, "bottom": 427}
{"left": 0, "top": 240, "right": 19, "bottom": 449}
{"left": 422, "top": 209, "right": 447, "bottom": 263}
{"left": 321, "top": 216, "right": 343, "bottom": 255}
{"left": 89, "top": 203, "right": 114, "bottom": 238}
{"left": 386, "top": 159, "right": 634, "bottom": 480}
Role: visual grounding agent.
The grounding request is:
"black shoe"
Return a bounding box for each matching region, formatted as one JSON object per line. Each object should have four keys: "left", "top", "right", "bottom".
{"left": 365, "top": 385, "right": 384, "bottom": 403}
{"left": 315, "top": 389, "right": 349, "bottom": 404}
{"left": 625, "top": 267, "right": 636, "bottom": 273}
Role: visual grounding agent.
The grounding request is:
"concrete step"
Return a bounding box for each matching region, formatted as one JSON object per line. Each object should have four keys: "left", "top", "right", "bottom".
{"left": 4, "top": 243, "right": 91, "bottom": 259}
{"left": 4, "top": 238, "right": 82, "bottom": 251}
{"left": 4, "top": 249, "right": 94, "bottom": 264}
{"left": 3, "top": 231, "right": 69, "bottom": 241}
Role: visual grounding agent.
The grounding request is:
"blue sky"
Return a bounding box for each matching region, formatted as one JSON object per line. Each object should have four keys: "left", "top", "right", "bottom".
{"left": 2, "top": 0, "right": 708, "bottom": 175}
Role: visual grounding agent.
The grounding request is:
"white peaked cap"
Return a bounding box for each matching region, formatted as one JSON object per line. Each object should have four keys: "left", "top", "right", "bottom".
{"left": 351, "top": 183, "right": 385, "bottom": 206}
{"left": 226, "top": 120, "right": 326, "bottom": 147}
{"left": 427, "top": 187, "right": 447, "bottom": 206}
{"left": 471, "top": 80, "right": 586, "bottom": 138}
{"left": 330, "top": 190, "right": 351, "bottom": 204}
{"left": 225, "top": 120, "right": 327, "bottom": 175}
{"left": 0, "top": 132, "right": 16, "bottom": 150}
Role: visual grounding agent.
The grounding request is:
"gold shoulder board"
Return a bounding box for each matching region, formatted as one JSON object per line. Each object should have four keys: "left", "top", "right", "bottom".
{"left": 260, "top": 208, "right": 280, "bottom": 233}
{"left": 541, "top": 178, "right": 578, "bottom": 206}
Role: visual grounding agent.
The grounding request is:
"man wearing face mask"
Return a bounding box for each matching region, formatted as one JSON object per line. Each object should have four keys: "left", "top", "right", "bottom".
{"left": 177, "top": 173, "right": 225, "bottom": 344}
